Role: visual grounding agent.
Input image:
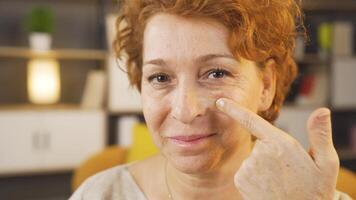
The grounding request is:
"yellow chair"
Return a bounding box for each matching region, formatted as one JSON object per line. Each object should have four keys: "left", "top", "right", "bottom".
{"left": 71, "top": 146, "right": 127, "bottom": 190}
{"left": 125, "top": 123, "right": 159, "bottom": 163}
{"left": 71, "top": 123, "right": 159, "bottom": 191}
{"left": 336, "top": 167, "right": 356, "bottom": 198}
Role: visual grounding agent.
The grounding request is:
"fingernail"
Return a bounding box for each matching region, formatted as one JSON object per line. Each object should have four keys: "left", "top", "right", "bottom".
{"left": 216, "top": 98, "right": 225, "bottom": 108}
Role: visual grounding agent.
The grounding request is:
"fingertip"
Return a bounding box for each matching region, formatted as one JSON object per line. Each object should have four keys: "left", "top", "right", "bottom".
{"left": 309, "top": 107, "right": 331, "bottom": 122}
{"left": 316, "top": 107, "right": 331, "bottom": 121}
{"left": 307, "top": 107, "right": 334, "bottom": 157}
{"left": 308, "top": 109, "right": 330, "bottom": 127}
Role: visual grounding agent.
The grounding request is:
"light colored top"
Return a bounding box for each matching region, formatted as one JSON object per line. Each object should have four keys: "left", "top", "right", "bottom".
{"left": 69, "top": 164, "right": 352, "bottom": 200}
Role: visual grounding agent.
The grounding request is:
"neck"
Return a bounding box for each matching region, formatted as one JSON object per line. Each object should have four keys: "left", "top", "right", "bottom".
{"left": 165, "top": 138, "right": 253, "bottom": 200}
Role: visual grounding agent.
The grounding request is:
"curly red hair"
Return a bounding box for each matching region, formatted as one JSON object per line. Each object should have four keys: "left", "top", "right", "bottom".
{"left": 113, "top": 0, "right": 304, "bottom": 122}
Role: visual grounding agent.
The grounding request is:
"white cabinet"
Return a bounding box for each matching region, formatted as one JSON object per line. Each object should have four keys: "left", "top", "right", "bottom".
{"left": 0, "top": 109, "right": 105, "bottom": 175}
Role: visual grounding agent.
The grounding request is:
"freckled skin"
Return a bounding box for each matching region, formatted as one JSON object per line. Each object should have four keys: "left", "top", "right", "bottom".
{"left": 141, "top": 13, "right": 263, "bottom": 174}
{"left": 132, "top": 12, "right": 277, "bottom": 200}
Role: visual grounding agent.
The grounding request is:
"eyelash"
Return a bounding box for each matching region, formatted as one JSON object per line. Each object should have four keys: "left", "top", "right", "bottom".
{"left": 147, "top": 67, "right": 232, "bottom": 84}
{"left": 147, "top": 73, "right": 170, "bottom": 83}
{"left": 206, "top": 67, "right": 231, "bottom": 79}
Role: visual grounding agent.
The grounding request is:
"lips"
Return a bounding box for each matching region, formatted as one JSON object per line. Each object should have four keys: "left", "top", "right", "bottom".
{"left": 168, "top": 133, "right": 216, "bottom": 142}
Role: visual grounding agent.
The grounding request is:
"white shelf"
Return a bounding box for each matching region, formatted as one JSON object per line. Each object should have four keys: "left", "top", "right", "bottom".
{"left": 0, "top": 104, "right": 104, "bottom": 112}
{"left": 108, "top": 110, "right": 143, "bottom": 116}
{"left": 0, "top": 46, "right": 108, "bottom": 60}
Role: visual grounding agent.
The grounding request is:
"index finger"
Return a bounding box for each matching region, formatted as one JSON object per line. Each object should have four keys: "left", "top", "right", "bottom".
{"left": 216, "top": 98, "right": 282, "bottom": 140}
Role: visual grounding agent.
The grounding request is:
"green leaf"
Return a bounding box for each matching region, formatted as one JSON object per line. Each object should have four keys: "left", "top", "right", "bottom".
{"left": 25, "top": 6, "right": 54, "bottom": 33}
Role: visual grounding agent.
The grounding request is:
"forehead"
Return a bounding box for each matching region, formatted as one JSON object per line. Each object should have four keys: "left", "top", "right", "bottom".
{"left": 143, "top": 13, "right": 231, "bottom": 61}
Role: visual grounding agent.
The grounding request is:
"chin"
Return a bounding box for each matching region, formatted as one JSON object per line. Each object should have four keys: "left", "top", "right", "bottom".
{"left": 166, "top": 150, "right": 222, "bottom": 174}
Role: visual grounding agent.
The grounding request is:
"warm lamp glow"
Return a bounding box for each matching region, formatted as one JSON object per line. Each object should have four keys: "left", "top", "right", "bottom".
{"left": 27, "top": 58, "right": 61, "bottom": 104}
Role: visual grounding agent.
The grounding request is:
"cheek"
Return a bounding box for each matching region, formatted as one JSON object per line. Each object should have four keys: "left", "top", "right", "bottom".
{"left": 141, "top": 87, "right": 170, "bottom": 148}
{"left": 213, "top": 112, "right": 247, "bottom": 142}
{"left": 140, "top": 78, "right": 261, "bottom": 149}
{"left": 207, "top": 85, "right": 260, "bottom": 112}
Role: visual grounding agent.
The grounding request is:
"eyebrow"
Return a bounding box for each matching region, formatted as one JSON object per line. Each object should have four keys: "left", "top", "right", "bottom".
{"left": 143, "top": 53, "right": 236, "bottom": 67}
{"left": 196, "top": 53, "right": 236, "bottom": 63}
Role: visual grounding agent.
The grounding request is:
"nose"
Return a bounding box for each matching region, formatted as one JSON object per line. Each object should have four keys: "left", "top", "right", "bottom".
{"left": 171, "top": 82, "right": 206, "bottom": 124}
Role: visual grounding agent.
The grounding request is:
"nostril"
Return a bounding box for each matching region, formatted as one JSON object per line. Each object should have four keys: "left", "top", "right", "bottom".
{"left": 171, "top": 105, "right": 201, "bottom": 124}
{"left": 171, "top": 87, "right": 210, "bottom": 123}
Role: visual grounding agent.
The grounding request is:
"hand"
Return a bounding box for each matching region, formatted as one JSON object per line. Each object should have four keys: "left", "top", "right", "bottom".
{"left": 216, "top": 98, "right": 340, "bottom": 200}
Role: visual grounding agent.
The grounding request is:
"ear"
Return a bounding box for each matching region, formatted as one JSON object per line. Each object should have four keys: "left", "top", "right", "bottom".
{"left": 258, "top": 59, "right": 276, "bottom": 112}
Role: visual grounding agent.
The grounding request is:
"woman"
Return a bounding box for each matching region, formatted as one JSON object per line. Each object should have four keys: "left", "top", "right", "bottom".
{"left": 71, "top": 0, "right": 351, "bottom": 199}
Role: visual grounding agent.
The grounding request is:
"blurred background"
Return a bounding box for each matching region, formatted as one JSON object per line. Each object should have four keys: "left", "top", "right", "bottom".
{"left": 0, "top": 0, "right": 355, "bottom": 199}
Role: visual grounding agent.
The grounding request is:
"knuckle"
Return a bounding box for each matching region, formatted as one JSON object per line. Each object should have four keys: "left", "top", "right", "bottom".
{"left": 238, "top": 159, "right": 255, "bottom": 174}
{"left": 243, "top": 114, "right": 256, "bottom": 132}
{"left": 251, "top": 148, "right": 260, "bottom": 158}
{"left": 251, "top": 143, "right": 261, "bottom": 157}
{"left": 321, "top": 150, "right": 340, "bottom": 173}
{"left": 263, "top": 141, "right": 282, "bottom": 157}
{"left": 328, "top": 153, "right": 340, "bottom": 171}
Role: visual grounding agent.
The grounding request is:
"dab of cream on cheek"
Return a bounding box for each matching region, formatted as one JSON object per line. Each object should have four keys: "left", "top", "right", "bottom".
{"left": 197, "top": 89, "right": 242, "bottom": 111}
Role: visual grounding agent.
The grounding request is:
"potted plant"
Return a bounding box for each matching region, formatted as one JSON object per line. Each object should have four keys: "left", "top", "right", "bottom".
{"left": 26, "top": 6, "right": 54, "bottom": 51}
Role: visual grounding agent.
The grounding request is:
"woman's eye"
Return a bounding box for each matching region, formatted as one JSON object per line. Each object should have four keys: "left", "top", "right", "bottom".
{"left": 147, "top": 73, "right": 170, "bottom": 83}
{"left": 207, "top": 68, "right": 231, "bottom": 79}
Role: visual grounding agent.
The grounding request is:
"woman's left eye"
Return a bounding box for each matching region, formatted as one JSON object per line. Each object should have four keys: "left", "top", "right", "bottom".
{"left": 207, "top": 68, "right": 231, "bottom": 79}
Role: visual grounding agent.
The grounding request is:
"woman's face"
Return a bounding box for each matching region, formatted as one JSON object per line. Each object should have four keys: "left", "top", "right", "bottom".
{"left": 141, "top": 13, "right": 266, "bottom": 173}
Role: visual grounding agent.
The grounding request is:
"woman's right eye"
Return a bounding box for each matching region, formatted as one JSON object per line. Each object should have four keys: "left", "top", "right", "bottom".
{"left": 147, "top": 73, "right": 170, "bottom": 84}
